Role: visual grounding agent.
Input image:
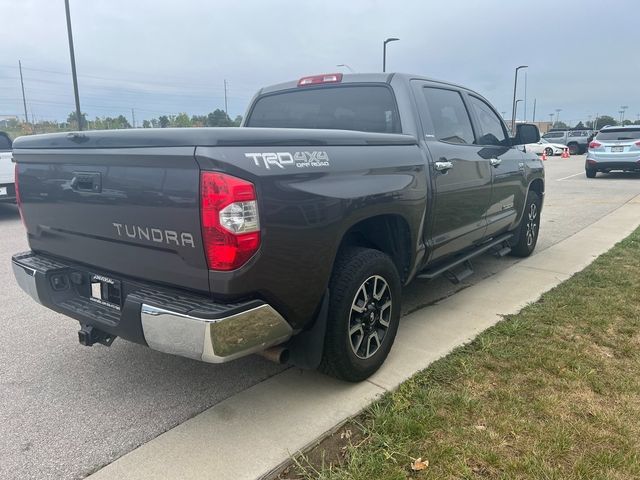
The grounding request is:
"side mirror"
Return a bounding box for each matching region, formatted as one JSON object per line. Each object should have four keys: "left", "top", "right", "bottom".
{"left": 513, "top": 123, "right": 540, "bottom": 145}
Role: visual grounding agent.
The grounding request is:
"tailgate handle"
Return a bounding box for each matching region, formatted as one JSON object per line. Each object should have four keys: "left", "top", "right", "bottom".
{"left": 71, "top": 172, "right": 102, "bottom": 193}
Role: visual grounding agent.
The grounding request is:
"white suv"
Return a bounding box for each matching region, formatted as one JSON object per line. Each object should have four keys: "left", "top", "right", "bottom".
{"left": 0, "top": 132, "right": 15, "bottom": 202}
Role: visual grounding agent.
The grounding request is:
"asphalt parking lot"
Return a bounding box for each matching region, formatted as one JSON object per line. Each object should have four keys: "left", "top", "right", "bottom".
{"left": 2, "top": 154, "right": 640, "bottom": 480}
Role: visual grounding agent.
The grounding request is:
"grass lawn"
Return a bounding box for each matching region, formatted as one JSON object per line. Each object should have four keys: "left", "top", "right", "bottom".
{"left": 280, "top": 228, "right": 640, "bottom": 480}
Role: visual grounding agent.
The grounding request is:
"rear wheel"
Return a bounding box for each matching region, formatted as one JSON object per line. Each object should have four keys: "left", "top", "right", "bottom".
{"left": 544, "top": 147, "right": 554, "bottom": 157}
{"left": 510, "top": 190, "right": 541, "bottom": 257}
{"left": 586, "top": 168, "right": 597, "bottom": 178}
{"left": 319, "top": 247, "right": 401, "bottom": 382}
{"left": 568, "top": 143, "right": 579, "bottom": 155}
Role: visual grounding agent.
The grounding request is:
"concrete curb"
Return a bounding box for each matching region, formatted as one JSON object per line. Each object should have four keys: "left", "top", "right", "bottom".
{"left": 87, "top": 195, "right": 640, "bottom": 480}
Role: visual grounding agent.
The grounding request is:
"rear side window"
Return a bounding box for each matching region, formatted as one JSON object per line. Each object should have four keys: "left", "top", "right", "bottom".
{"left": 468, "top": 96, "right": 507, "bottom": 146}
{"left": 596, "top": 128, "right": 640, "bottom": 141}
{"left": 0, "top": 134, "right": 11, "bottom": 151}
{"left": 543, "top": 132, "right": 564, "bottom": 139}
{"left": 422, "top": 87, "right": 475, "bottom": 145}
{"left": 246, "top": 85, "right": 400, "bottom": 133}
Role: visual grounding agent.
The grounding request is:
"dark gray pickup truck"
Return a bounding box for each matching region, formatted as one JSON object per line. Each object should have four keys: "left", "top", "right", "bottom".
{"left": 12, "top": 73, "right": 544, "bottom": 381}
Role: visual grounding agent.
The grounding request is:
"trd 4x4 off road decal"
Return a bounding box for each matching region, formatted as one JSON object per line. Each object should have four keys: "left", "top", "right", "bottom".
{"left": 245, "top": 151, "right": 330, "bottom": 169}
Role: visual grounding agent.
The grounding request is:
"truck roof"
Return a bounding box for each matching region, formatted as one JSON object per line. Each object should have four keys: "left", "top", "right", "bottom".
{"left": 258, "top": 72, "right": 475, "bottom": 96}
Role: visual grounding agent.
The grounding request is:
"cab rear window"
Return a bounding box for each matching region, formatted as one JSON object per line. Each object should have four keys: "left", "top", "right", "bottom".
{"left": 596, "top": 128, "right": 640, "bottom": 141}
{"left": 246, "top": 85, "right": 401, "bottom": 134}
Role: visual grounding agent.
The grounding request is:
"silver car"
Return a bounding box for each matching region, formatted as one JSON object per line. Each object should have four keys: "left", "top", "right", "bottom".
{"left": 585, "top": 126, "right": 640, "bottom": 178}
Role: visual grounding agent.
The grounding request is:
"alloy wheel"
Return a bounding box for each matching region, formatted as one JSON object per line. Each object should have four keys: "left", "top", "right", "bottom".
{"left": 348, "top": 275, "right": 393, "bottom": 359}
{"left": 525, "top": 202, "right": 538, "bottom": 247}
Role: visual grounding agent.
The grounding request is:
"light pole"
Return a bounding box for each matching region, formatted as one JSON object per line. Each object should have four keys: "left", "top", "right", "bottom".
{"left": 65, "top": 0, "right": 83, "bottom": 130}
{"left": 336, "top": 64, "right": 355, "bottom": 73}
{"left": 620, "top": 105, "right": 628, "bottom": 124}
{"left": 511, "top": 65, "right": 527, "bottom": 133}
{"left": 514, "top": 99, "right": 523, "bottom": 125}
{"left": 382, "top": 38, "right": 399, "bottom": 73}
{"left": 555, "top": 108, "right": 562, "bottom": 126}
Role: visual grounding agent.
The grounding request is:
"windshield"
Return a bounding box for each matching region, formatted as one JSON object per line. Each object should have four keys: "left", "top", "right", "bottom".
{"left": 246, "top": 85, "right": 401, "bottom": 134}
{"left": 596, "top": 128, "right": 640, "bottom": 141}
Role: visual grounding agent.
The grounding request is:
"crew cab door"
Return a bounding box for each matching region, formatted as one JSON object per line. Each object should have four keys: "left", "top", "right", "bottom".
{"left": 465, "top": 94, "right": 527, "bottom": 237}
{"left": 412, "top": 82, "right": 492, "bottom": 262}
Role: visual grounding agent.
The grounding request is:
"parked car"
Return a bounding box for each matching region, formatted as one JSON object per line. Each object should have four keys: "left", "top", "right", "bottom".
{"left": 0, "top": 132, "right": 15, "bottom": 203}
{"left": 526, "top": 138, "right": 567, "bottom": 157}
{"left": 542, "top": 129, "right": 592, "bottom": 154}
{"left": 11, "top": 73, "right": 544, "bottom": 382}
{"left": 585, "top": 126, "right": 640, "bottom": 178}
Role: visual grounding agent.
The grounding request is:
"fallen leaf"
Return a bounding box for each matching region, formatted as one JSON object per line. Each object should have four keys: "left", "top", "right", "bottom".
{"left": 411, "top": 457, "right": 429, "bottom": 471}
{"left": 340, "top": 429, "right": 352, "bottom": 440}
{"left": 474, "top": 425, "right": 487, "bottom": 431}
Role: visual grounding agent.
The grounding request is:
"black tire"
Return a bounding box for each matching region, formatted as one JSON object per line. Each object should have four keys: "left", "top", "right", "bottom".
{"left": 568, "top": 143, "right": 579, "bottom": 155}
{"left": 319, "top": 247, "right": 401, "bottom": 382}
{"left": 586, "top": 168, "right": 597, "bottom": 178}
{"left": 544, "top": 147, "right": 554, "bottom": 157}
{"left": 509, "top": 190, "right": 541, "bottom": 257}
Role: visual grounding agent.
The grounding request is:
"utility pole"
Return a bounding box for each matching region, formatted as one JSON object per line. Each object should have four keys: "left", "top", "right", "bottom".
{"left": 131, "top": 108, "right": 136, "bottom": 128}
{"left": 18, "top": 60, "right": 29, "bottom": 125}
{"left": 224, "top": 79, "right": 228, "bottom": 119}
{"left": 65, "top": 0, "right": 83, "bottom": 130}
{"left": 555, "top": 108, "right": 562, "bottom": 125}
{"left": 620, "top": 105, "right": 628, "bottom": 124}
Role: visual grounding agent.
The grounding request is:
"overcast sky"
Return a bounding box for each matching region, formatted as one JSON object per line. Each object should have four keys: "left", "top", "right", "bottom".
{"left": 1, "top": 0, "right": 638, "bottom": 126}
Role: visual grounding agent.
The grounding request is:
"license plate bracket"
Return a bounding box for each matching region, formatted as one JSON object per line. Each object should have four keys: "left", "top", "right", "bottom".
{"left": 89, "top": 274, "right": 122, "bottom": 310}
{"left": 0, "top": 186, "right": 6, "bottom": 196}
{"left": 611, "top": 146, "right": 624, "bottom": 152}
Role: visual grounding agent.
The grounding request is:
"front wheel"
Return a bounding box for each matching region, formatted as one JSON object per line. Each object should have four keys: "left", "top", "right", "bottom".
{"left": 509, "top": 190, "right": 541, "bottom": 257}
{"left": 319, "top": 248, "right": 401, "bottom": 382}
{"left": 544, "top": 147, "right": 554, "bottom": 157}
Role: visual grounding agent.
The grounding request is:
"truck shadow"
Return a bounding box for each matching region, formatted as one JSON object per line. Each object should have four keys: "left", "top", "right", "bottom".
{"left": 0, "top": 203, "right": 20, "bottom": 223}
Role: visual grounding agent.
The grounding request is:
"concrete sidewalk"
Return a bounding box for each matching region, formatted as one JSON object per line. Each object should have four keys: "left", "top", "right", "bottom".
{"left": 88, "top": 195, "right": 640, "bottom": 480}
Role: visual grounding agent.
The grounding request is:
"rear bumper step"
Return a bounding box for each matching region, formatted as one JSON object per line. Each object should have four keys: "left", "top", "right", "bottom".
{"left": 12, "top": 251, "right": 293, "bottom": 363}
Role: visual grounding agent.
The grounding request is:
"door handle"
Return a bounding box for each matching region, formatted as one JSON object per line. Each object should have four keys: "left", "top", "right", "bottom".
{"left": 490, "top": 158, "right": 502, "bottom": 167}
{"left": 434, "top": 161, "right": 453, "bottom": 172}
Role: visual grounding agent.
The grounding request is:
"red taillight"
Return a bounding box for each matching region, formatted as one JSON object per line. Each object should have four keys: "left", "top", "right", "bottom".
{"left": 200, "top": 172, "right": 260, "bottom": 271}
{"left": 586, "top": 159, "right": 597, "bottom": 166}
{"left": 297, "top": 73, "right": 343, "bottom": 87}
{"left": 635, "top": 141, "right": 640, "bottom": 147}
{"left": 589, "top": 141, "right": 601, "bottom": 149}
{"left": 14, "top": 163, "right": 25, "bottom": 228}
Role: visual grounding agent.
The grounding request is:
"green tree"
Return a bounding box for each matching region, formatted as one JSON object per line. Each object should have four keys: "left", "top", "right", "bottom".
{"left": 233, "top": 115, "right": 243, "bottom": 126}
{"left": 552, "top": 121, "right": 568, "bottom": 129}
{"left": 173, "top": 112, "right": 192, "bottom": 128}
{"left": 574, "top": 121, "right": 585, "bottom": 129}
{"left": 67, "top": 111, "right": 87, "bottom": 130}
{"left": 622, "top": 119, "right": 633, "bottom": 126}
{"left": 159, "top": 116, "right": 170, "bottom": 128}
{"left": 207, "top": 109, "right": 232, "bottom": 127}
{"left": 142, "top": 120, "right": 151, "bottom": 128}
{"left": 595, "top": 115, "right": 617, "bottom": 129}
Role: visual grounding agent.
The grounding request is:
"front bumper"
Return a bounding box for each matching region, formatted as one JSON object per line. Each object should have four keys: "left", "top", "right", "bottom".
{"left": 12, "top": 251, "right": 293, "bottom": 363}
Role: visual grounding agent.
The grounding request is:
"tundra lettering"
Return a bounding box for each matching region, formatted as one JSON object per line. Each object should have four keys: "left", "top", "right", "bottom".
{"left": 112, "top": 223, "right": 195, "bottom": 248}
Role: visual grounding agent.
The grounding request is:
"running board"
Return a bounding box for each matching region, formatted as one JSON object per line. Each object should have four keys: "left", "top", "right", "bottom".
{"left": 417, "top": 233, "right": 513, "bottom": 283}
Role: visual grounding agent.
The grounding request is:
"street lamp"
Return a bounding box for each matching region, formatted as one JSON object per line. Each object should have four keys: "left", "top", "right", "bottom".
{"left": 336, "top": 64, "right": 355, "bottom": 73}
{"left": 555, "top": 108, "right": 562, "bottom": 125}
{"left": 514, "top": 99, "right": 523, "bottom": 125}
{"left": 620, "top": 105, "right": 628, "bottom": 124}
{"left": 511, "top": 65, "right": 528, "bottom": 133}
{"left": 382, "top": 38, "right": 399, "bottom": 72}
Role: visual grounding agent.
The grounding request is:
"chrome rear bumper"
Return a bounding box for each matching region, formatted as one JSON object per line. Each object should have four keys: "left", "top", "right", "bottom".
{"left": 12, "top": 251, "right": 293, "bottom": 364}
{"left": 141, "top": 303, "right": 292, "bottom": 363}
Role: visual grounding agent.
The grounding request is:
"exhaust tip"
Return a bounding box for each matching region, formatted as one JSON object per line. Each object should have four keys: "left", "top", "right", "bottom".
{"left": 260, "top": 346, "right": 290, "bottom": 364}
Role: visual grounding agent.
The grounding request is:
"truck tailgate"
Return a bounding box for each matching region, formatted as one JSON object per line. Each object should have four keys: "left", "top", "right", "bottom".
{"left": 15, "top": 146, "right": 209, "bottom": 293}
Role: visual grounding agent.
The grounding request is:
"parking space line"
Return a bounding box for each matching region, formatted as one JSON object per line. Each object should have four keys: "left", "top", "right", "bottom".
{"left": 556, "top": 172, "right": 584, "bottom": 181}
